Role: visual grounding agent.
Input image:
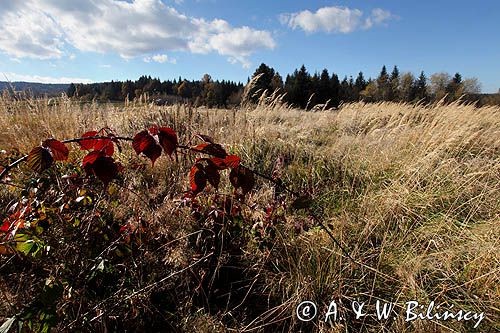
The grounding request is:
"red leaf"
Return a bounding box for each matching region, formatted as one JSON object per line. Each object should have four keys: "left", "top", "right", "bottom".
{"left": 223, "top": 155, "right": 241, "bottom": 168}
{"left": 229, "top": 166, "right": 255, "bottom": 195}
{"left": 189, "top": 163, "right": 207, "bottom": 195}
{"left": 82, "top": 150, "right": 102, "bottom": 168}
{"left": 204, "top": 161, "right": 221, "bottom": 189}
{"left": 193, "top": 143, "right": 227, "bottom": 158}
{"left": 94, "top": 137, "right": 114, "bottom": 156}
{"left": 133, "top": 130, "right": 153, "bottom": 154}
{"left": 142, "top": 142, "right": 162, "bottom": 166}
{"left": 133, "top": 130, "right": 162, "bottom": 165}
{"left": 0, "top": 220, "right": 11, "bottom": 233}
{"left": 27, "top": 146, "right": 53, "bottom": 173}
{"left": 210, "top": 155, "right": 241, "bottom": 170}
{"left": 149, "top": 125, "right": 159, "bottom": 136}
{"left": 79, "top": 131, "right": 98, "bottom": 150}
{"left": 83, "top": 153, "right": 119, "bottom": 186}
{"left": 158, "top": 127, "right": 178, "bottom": 156}
{"left": 42, "top": 139, "right": 69, "bottom": 161}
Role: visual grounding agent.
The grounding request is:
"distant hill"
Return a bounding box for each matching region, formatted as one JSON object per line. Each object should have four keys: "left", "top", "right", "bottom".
{"left": 0, "top": 81, "right": 69, "bottom": 97}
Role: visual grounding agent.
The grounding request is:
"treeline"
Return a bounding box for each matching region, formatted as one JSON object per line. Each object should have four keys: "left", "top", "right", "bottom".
{"left": 248, "top": 63, "right": 488, "bottom": 108}
{"left": 67, "top": 63, "right": 497, "bottom": 108}
{"left": 67, "top": 74, "right": 244, "bottom": 107}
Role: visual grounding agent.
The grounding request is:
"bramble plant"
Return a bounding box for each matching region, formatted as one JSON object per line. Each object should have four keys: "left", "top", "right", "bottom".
{"left": 0, "top": 125, "right": 269, "bottom": 254}
{"left": 1, "top": 125, "right": 297, "bottom": 331}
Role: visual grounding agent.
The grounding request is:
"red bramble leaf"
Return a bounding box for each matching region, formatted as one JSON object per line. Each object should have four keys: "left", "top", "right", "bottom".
{"left": 133, "top": 130, "right": 162, "bottom": 165}
{"left": 210, "top": 155, "right": 241, "bottom": 170}
{"left": 78, "top": 131, "right": 114, "bottom": 156}
{"left": 133, "top": 126, "right": 177, "bottom": 164}
{"left": 193, "top": 143, "right": 227, "bottom": 158}
{"left": 94, "top": 137, "right": 114, "bottom": 156}
{"left": 142, "top": 141, "right": 162, "bottom": 166}
{"left": 91, "top": 157, "right": 119, "bottom": 186}
{"left": 42, "top": 139, "right": 69, "bottom": 161}
{"left": 204, "top": 161, "right": 221, "bottom": 189}
{"left": 0, "top": 220, "right": 11, "bottom": 233}
{"left": 0, "top": 203, "right": 30, "bottom": 241}
{"left": 82, "top": 150, "right": 101, "bottom": 168}
{"left": 79, "top": 131, "right": 98, "bottom": 150}
{"left": 229, "top": 165, "right": 255, "bottom": 195}
{"left": 27, "top": 146, "right": 53, "bottom": 173}
{"left": 133, "top": 130, "right": 154, "bottom": 154}
{"left": 189, "top": 163, "right": 207, "bottom": 195}
{"left": 149, "top": 126, "right": 159, "bottom": 136}
{"left": 82, "top": 151, "right": 120, "bottom": 185}
{"left": 158, "top": 127, "right": 178, "bottom": 157}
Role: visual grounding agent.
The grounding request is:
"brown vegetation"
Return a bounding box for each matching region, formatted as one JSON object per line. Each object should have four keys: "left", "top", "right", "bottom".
{"left": 0, "top": 93, "right": 499, "bottom": 332}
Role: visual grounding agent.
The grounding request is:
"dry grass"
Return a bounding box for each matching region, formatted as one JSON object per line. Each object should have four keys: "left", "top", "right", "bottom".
{"left": 0, "top": 93, "right": 499, "bottom": 332}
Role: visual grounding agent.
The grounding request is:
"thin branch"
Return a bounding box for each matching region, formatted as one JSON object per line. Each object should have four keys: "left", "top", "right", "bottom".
{"left": 61, "top": 135, "right": 134, "bottom": 144}
{"left": 0, "top": 155, "right": 28, "bottom": 181}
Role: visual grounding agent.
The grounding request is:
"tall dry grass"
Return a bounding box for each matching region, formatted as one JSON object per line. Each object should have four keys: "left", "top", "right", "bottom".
{"left": 0, "top": 93, "right": 499, "bottom": 332}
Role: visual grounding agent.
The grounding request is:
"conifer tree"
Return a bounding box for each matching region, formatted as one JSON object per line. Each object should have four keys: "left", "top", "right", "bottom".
{"left": 354, "top": 71, "right": 367, "bottom": 95}
{"left": 318, "top": 69, "right": 331, "bottom": 104}
{"left": 415, "top": 71, "right": 428, "bottom": 101}
{"left": 377, "top": 65, "right": 390, "bottom": 100}
{"left": 330, "top": 73, "right": 341, "bottom": 107}
{"left": 389, "top": 66, "right": 400, "bottom": 101}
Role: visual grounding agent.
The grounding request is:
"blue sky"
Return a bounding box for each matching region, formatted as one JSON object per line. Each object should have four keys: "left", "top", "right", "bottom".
{"left": 0, "top": 0, "right": 498, "bottom": 92}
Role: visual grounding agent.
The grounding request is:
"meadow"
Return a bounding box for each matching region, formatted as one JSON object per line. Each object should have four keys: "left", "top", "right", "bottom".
{"left": 0, "top": 92, "right": 498, "bottom": 332}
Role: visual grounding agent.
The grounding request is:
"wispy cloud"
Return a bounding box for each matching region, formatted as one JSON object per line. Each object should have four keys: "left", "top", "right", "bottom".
{"left": 364, "top": 9, "right": 394, "bottom": 29}
{"left": 0, "top": 0, "right": 275, "bottom": 68}
{"left": 2, "top": 72, "right": 92, "bottom": 84}
{"left": 280, "top": 6, "right": 395, "bottom": 34}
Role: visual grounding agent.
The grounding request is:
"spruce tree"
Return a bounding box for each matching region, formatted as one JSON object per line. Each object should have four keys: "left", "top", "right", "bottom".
{"left": 249, "top": 63, "right": 275, "bottom": 102}
{"left": 318, "top": 69, "right": 331, "bottom": 104}
{"left": 415, "top": 71, "right": 428, "bottom": 101}
{"left": 354, "top": 72, "right": 367, "bottom": 97}
{"left": 377, "top": 65, "right": 390, "bottom": 101}
{"left": 299, "top": 65, "right": 312, "bottom": 108}
{"left": 330, "top": 73, "right": 341, "bottom": 107}
{"left": 389, "top": 66, "right": 400, "bottom": 101}
{"left": 446, "top": 72, "right": 463, "bottom": 100}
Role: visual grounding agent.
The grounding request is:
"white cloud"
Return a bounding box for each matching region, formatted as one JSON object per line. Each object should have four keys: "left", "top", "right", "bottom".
{"left": 0, "top": 2, "right": 64, "bottom": 59}
{"left": 0, "top": 0, "right": 275, "bottom": 68}
{"left": 280, "top": 6, "right": 394, "bottom": 34}
{"left": 3, "top": 72, "right": 92, "bottom": 84}
{"left": 188, "top": 20, "right": 275, "bottom": 68}
{"left": 143, "top": 54, "right": 176, "bottom": 64}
